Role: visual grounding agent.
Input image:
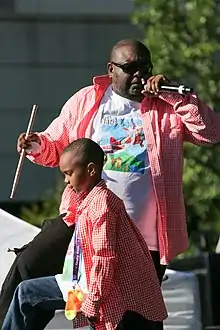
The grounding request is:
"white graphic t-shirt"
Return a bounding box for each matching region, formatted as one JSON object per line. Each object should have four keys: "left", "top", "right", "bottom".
{"left": 92, "top": 86, "right": 158, "bottom": 251}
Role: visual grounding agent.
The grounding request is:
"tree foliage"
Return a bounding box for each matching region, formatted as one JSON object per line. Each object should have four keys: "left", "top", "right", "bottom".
{"left": 132, "top": 0, "right": 220, "bottom": 251}
{"left": 21, "top": 182, "right": 64, "bottom": 228}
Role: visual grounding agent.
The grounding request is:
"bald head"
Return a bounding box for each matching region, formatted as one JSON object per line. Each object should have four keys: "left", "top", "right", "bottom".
{"left": 108, "top": 39, "right": 153, "bottom": 102}
{"left": 110, "top": 39, "right": 151, "bottom": 63}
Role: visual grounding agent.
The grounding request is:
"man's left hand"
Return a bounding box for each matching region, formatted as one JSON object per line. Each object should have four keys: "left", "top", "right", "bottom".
{"left": 141, "top": 74, "right": 171, "bottom": 97}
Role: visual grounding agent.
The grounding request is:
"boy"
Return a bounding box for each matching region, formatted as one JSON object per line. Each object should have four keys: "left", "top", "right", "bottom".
{"left": 2, "top": 138, "right": 167, "bottom": 330}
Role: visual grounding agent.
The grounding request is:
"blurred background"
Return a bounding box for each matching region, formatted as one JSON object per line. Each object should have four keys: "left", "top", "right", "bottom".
{"left": 0, "top": 0, "right": 138, "bottom": 221}
{"left": 1, "top": 1, "right": 220, "bottom": 328}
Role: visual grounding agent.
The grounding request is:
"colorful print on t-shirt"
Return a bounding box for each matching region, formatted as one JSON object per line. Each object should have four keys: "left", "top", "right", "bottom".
{"left": 99, "top": 114, "right": 148, "bottom": 174}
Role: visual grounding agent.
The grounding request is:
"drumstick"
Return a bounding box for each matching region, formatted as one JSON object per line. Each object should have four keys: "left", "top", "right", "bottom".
{"left": 10, "top": 105, "right": 38, "bottom": 199}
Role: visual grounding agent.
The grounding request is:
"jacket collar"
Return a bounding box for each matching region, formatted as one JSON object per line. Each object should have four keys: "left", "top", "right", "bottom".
{"left": 93, "top": 75, "right": 111, "bottom": 89}
{"left": 75, "top": 179, "right": 107, "bottom": 212}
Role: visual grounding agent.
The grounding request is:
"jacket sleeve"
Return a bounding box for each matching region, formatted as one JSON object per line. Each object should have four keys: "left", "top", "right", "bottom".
{"left": 81, "top": 207, "right": 117, "bottom": 317}
{"left": 159, "top": 93, "right": 220, "bottom": 145}
{"left": 26, "top": 92, "right": 80, "bottom": 167}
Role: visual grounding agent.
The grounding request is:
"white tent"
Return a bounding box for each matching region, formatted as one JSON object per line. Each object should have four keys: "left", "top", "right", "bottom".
{"left": 0, "top": 208, "right": 202, "bottom": 330}
{"left": 0, "top": 208, "right": 40, "bottom": 286}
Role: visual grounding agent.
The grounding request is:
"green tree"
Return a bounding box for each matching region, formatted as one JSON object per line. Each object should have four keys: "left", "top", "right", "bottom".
{"left": 133, "top": 0, "right": 220, "bottom": 251}
{"left": 21, "top": 182, "right": 64, "bottom": 228}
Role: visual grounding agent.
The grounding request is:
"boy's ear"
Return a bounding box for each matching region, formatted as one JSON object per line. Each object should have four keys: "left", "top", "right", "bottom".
{"left": 87, "top": 163, "right": 96, "bottom": 176}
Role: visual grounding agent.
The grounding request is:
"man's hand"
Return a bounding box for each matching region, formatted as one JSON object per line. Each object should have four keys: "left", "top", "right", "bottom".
{"left": 141, "top": 74, "right": 171, "bottom": 97}
{"left": 17, "top": 132, "right": 41, "bottom": 154}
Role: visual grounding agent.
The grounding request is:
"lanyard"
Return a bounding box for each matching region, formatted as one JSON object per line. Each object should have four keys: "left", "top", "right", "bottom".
{"left": 72, "top": 225, "right": 82, "bottom": 282}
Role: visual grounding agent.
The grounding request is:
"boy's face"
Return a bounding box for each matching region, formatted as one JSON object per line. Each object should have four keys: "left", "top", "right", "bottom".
{"left": 59, "top": 151, "right": 96, "bottom": 194}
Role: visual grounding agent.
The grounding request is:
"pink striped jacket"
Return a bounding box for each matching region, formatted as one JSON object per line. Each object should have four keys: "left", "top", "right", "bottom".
{"left": 28, "top": 75, "right": 220, "bottom": 264}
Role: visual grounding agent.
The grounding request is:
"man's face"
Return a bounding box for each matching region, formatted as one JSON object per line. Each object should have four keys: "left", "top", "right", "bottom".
{"left": 108, "top": 44, "right": 153, "bottom": 101}
{"left": 59, "top": 152, "right": 90, "bottom": 194}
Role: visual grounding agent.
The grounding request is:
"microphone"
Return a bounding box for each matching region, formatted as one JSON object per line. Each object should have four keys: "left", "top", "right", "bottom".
{"left": 159, "top": 84, "right": 193, "bottom": 95}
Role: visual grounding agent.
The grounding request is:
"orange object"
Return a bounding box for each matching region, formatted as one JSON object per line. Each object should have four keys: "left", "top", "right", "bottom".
{"left": 65, "top": 288, "right": 85, "bottom": 321}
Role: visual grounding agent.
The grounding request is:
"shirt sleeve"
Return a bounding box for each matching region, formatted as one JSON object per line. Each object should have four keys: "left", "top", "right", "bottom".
{"left": 159, "top": 92, "right": 220, "bottom": 145}
{"left": 81, "top": 206, "right": 117, "bottom": 317}
{"left": 26, "top": 92, "right": 80, "bottom": 167}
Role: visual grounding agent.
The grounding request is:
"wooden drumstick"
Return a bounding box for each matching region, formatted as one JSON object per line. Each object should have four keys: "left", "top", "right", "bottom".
{"left": 10, "top": 105, "right": 38, "bottom": 199}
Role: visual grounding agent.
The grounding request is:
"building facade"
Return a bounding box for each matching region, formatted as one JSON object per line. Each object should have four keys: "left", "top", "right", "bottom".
{"left": 0, "top": 0, "right": 139, "bottom": 203}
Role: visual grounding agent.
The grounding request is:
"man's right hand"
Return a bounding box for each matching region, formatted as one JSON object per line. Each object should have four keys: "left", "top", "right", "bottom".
{"left": 17, "top": 132, "right": 41, "bottom": 154}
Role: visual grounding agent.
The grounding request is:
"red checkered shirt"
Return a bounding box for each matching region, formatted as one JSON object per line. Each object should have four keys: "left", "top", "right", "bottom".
{"left": 27, "top": 75, "right": 220, "bottom": 264}
{"left": 72, "top": 180, "right": 167, "bottom": 330}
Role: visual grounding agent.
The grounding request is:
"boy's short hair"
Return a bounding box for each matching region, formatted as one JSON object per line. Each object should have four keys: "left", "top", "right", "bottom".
{"left": 62, "top": 138, "right": 105, "bottom": 170}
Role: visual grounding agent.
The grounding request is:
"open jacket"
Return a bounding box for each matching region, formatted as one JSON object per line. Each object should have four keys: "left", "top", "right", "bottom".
{"left": 28, "top": 75, "right": 220, "bottom": 264}
{"left": 72, "top": 180, "right": 167, "bottom": 330}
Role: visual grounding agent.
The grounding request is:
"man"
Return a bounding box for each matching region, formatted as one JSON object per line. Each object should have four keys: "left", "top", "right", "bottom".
{"left": 1, "top": 38, "right": 220, "bottom": 327}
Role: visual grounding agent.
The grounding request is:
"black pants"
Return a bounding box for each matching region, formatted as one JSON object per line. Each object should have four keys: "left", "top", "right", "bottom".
{"left": 150, "top": 251, "right": 166, "bottom": 285}
{"left": 0, "top": 214, "right": 74, "bottom": 328}
{"left": 0, "top": 214, "right": 166, "bottom": 329}
{"left": 116, "top": 310, "right": 163, "bottom": 330}
{"left": 89, "top": 310, "right": 163, "bottom": 330}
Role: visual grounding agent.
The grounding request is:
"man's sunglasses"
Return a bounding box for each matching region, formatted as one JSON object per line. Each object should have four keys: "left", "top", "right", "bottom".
{"left": 111, "top": 61, "right": 153, "bottom": 75}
